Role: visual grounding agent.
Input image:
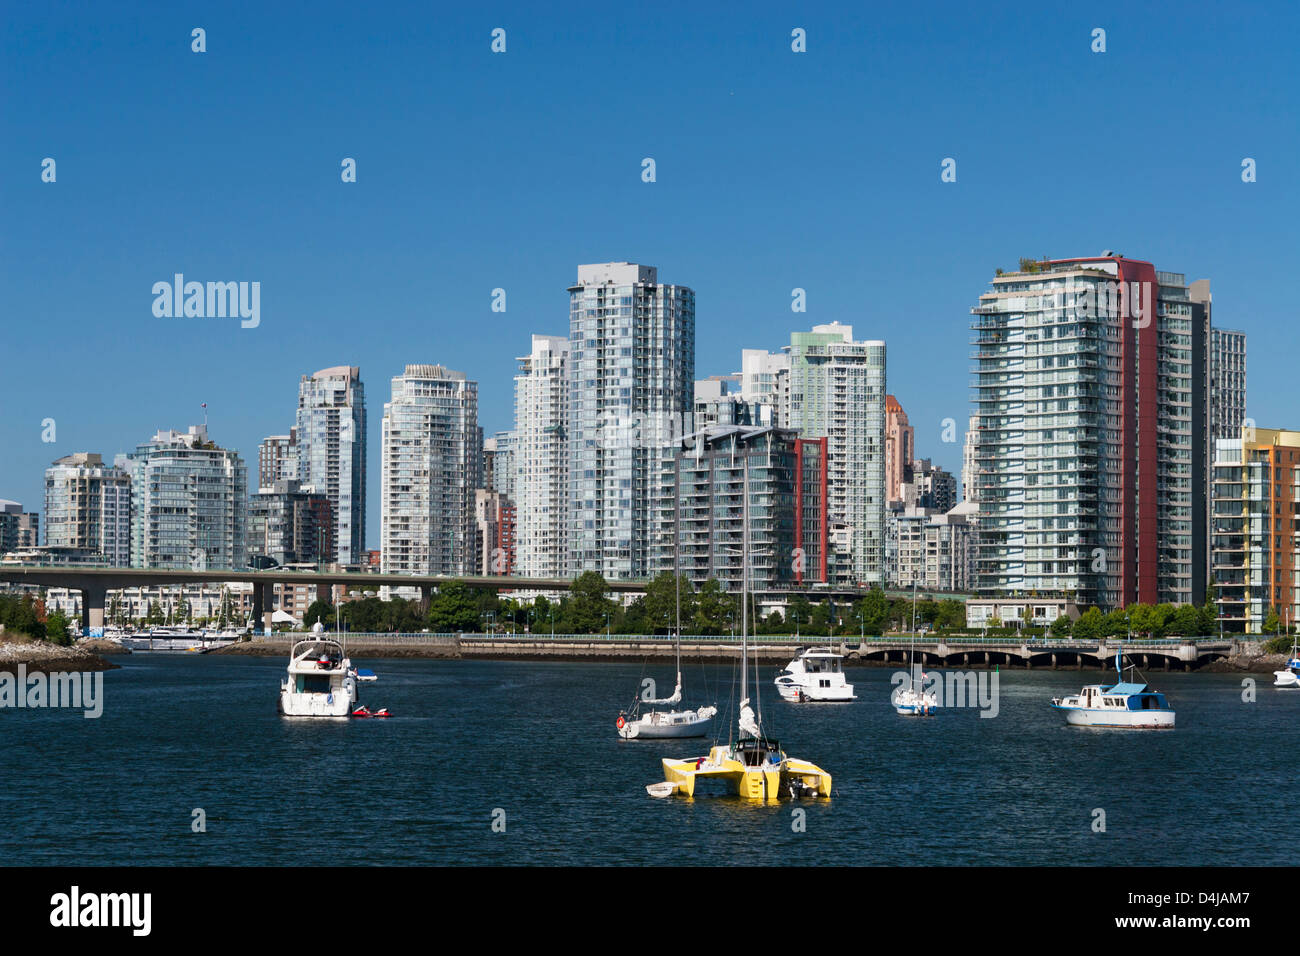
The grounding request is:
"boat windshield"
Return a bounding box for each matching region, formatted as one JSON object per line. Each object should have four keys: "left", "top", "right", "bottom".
{"left": 735, "top": 739, "right": 783, "bottom": 766}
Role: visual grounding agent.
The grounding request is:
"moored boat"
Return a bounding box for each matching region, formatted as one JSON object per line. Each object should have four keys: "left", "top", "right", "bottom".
{"left": 278, "top": 624, "right": 357, "bottom": 718}
{"left": 648, "top": 455, "right": 831, "bottom": 801}
{"left": 775, "top": 647, "right": 856, "bottom": 702}
{"left": 1051, "top": 647, "right": 1175, "bottom": 729}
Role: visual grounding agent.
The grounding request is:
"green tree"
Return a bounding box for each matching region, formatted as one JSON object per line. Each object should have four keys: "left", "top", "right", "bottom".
{"left": 1264, "top": 607, "right": 1282, "bottom": 636}
{"left": 787, "top": 595, "right": 813, "bottom": 634}
{"left": 643, "top": 572, "right": 696, "bottom": 634}
{"left": 304, "top": 599, "right": 332, "bottom": 628}
{"left": 692, "top": 578, "right": 731, "bottom": 635}
{"left": 0, "top": 593, "right": 45, "bottom": 639}
{"left": 428, "top": 581, "right": 483, "bottom": 632}
{"left": 45, "top": 609, "right": 75, "bottom": 646}
{"left": 858, "top": 587, "right": 889, "bottom": 634}
{"left": 562, "top": 572, "right": 614, "bottom": 634}
{"left": 1072, "top": 607, "right": 1104, "bottom": 641}
{"left": 1050, "top": 614, "right": 1072, "bottom": 637}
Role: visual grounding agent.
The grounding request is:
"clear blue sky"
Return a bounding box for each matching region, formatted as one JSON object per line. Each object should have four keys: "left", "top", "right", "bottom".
{"left": 3, "top": 1, "right": 1296, "bottom": 549}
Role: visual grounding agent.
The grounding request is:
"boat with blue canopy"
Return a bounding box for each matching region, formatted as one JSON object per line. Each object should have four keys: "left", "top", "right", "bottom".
{"left": 1050, "top": 648, "right": 1175, "bottom": 729}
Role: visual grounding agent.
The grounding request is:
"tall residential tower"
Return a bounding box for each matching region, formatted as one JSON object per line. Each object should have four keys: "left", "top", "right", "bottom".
{"left": 567, "top": 262, "right": 694, "bottom": 580}
{"left": 296, "top": 367, "right": 366, "bottom": 565}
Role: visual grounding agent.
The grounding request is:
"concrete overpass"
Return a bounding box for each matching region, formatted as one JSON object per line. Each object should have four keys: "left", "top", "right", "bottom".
{"left": 0, "top": 563, "right": 975, "bottom": 634}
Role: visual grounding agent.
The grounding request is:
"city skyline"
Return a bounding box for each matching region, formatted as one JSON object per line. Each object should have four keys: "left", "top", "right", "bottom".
{"left": 3, "top": 2, "right": 1295, "bottom": 556}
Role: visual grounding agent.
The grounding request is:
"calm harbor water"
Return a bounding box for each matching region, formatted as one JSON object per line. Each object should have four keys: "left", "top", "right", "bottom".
{"left": 4, "top": 654, "right": 1293, "bottom": 866}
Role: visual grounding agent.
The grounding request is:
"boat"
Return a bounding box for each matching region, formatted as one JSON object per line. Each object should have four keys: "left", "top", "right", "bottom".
{"left": 893, "top": 680, "right": 938, "bottom": 716}
{"left": 617, "top": 540, "right": 717, "bottom": 739}
{"left": 1274, "top": 636, "right": 1300, "bottom": 688}
{"left": 1051, "top": 647, "right": 1175, "bottom": 729}
{"left": 892, "top": 579, "right": 937, "bottom": 716}
{"left": 775, "top": 647, "right": 856, "bottom": 702}
{"left": 351, "top": 706, "right": 390, "bottom": 718}
{"left": 277, "top": 622, "right": 358, "bottom": 718}
{"left": 648, "top": 455, "right": 832, "bottom": 800}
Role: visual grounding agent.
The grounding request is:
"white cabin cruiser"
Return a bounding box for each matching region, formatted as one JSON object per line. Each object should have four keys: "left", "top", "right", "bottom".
{"left": 278, "top": 626, "right": 357, "bottom": 718}
{"left": 1274, "top": 660, "right": 1300, "bottom": 688}
{"left": 1051, "top": 650, "right": 1174, "bottom": 728}
{"left": 1274, "top": 639, "right": 1300, "bottom": 687}
{"left": 775, "top": 648, "right": 856, "bottom": 702}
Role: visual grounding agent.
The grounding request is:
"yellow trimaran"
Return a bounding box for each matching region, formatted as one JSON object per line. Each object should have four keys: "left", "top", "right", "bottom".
{"left": 648, "top": 453, "right": 832, "bottom": 801}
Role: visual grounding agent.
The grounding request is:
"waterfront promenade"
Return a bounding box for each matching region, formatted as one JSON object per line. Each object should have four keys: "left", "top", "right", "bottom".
{"left": 218, "top": 632, "right": 1253, "bottom": 669}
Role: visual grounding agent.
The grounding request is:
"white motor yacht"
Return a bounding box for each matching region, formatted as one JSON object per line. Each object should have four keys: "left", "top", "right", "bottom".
{"left": 774, "top": 648, "right": 856, "bottom": 702}
{"left": 278, "top": 625, "right": 357, "bottom": 718}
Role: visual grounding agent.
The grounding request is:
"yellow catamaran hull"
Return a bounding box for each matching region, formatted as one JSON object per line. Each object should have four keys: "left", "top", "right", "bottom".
{"left": 659, "top": 745, "right": 831, "bottom": 800}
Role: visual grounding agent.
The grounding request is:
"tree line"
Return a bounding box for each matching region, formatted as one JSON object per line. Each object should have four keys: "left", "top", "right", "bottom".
{"left": 0, "top": 593, "right": 75, "bottom": 646}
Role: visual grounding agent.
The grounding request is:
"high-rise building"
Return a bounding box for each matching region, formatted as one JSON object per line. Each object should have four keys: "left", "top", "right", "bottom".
{"left": 1210, "top": 326, "right": 1247, "bottom": 441}
{"left": 886, "top": 500, "right": 976, "bottom": 590}
{"left": 651, "top": 425, "right": 828, "bottom": 591}
{"left": 961, "top": 415, "right": 979, "bottom": 504}
{"left": 1212, "top": 426, "right": 1299, "bottom": 633}
{"left": 0, "top": 501, "right": 38, "bottom": 554}
{"left": 380, "top": 364, "right": 479, "bottom": 578}
{"left": 473, "top": 489, "right": 516, "bottom": 576}
{"left": 513, "top": 334, "right": 570, "bottom": 578}
{"left": 117, "top": 425, "right": 247, "bottom": 570}
{"left": 900, "top": 458, "right": 958, "bottom": 513}
{"left": 258, "top": 432, "right": 298, "bottom": 488}
{"left": 786, "top": 322, "right": 887, "bottom": 586}
{"left": 483, "top": 431, "right": 516, "bottom": 501}
{"left": 694, "top": 378, "right": 773, "bottom": 429}
{"left": 42, "top": 453, "right": 132, "bottom": 566}
{"left": 969, "top": 255, "right": 1209, "bottom": 608}
{"left": 248, "top": 479, "right": 335, "bottom": 568}
{"left": 739, "top": 349, "right": 790, "bottom": 426}
{"left": 885, "top": 394, "right": 914, "bottom": 503}
{"left": 567, "top": 262, "right": 695, "bottom": 580}
{"left": 296, "top": 366, "right": 366, "bottom": 565}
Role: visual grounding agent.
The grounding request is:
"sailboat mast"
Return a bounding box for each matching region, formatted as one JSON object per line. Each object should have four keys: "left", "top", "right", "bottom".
{"left": 675, "top": 535, "right": 682, "bottom": 675}
{"left": 741, "top": 454, "right": 748, "bottom": 709}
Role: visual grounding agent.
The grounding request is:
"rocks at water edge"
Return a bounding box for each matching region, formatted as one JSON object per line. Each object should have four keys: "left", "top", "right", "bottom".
{"left": 0, "top": 638, "right": 120, "bottom": 674}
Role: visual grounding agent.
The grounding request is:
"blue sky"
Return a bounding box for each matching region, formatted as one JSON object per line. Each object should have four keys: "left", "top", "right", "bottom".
{"left": 3, "top": 1, "right": 1296, "bottom": 549}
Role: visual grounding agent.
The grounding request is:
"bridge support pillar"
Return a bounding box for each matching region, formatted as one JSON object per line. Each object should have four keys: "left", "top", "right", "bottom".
{"left": 420, "top": 585, "right": 433, "bottom": 609}
{"left": 79, "top": 583, "right": 106, "bottom": 637}
{"left": 963, "top": 653, "right": 969, "bottom": 666}
{"left": 983, "top": 652, "right": 989, "bottom": 665}
{"left": 1164, "top": 658, "right": 1170, "bottom": 672}
{"left": 1051, "top": 653, "right": 1057, "bottom": 669}
{"left": 316, "top": 582, "right": 330, "bottom": 606}
{"left": 264, "top": 585, "right": 276, "bottom": 635}
{"left": 253, "top": 582, "right": 266, "bottom": 635}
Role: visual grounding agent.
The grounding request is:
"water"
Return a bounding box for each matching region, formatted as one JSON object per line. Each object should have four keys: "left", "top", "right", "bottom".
{"left": 3, "top": 655, "right": 1292, "bottom": 865}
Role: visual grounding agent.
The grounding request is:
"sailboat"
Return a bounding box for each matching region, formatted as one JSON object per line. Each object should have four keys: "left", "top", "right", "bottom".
{"left": 648, "top": 455, "right": 832, "bottom": 800}
{"left": 892, "top": 578, "right": 937, "bottom": 716}
{"left": 617, "top": 522, "right": 717, "bottom": 738}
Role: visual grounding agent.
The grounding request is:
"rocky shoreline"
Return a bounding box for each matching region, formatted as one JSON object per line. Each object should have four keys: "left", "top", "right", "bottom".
{"left": 0, "top": 639, "right": 120, "bottom": 674}
{"left": 1199, "top": 652, "right": 1287, "bottom": 674}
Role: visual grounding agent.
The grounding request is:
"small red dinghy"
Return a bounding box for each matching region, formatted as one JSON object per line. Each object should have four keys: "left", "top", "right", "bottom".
{"left": 351, "top": 706, "right": 391, "bottom": 718}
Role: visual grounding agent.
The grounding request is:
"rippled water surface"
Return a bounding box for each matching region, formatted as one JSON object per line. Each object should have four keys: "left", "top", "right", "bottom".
{"left": 3, "top": 654, "right": 1291, "bottom": 865}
